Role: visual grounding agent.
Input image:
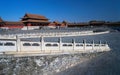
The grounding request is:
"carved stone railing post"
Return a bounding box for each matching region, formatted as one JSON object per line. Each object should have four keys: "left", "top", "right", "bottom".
{"left": 41, "top": 36, "right": 44, "bottom": 51}
{"left": 92, "top": 40, "right": 94, "bottom": 50}
{"left": 83, "top": 39, "right": 86, "bottom": 50}
{"left": 105, "top": 41, "right": 108, "bottom": 50}
{"left": 72, "top": 38, "right": 75, "bottom": 51}
{"left": 99, "top": 40, "right": 101, "bottom": 50}
{"left": 59, "top": 37, "right": 62, "bottom": 51}
{"left": 16, "top": 35, "right": 21, "bottom": 52}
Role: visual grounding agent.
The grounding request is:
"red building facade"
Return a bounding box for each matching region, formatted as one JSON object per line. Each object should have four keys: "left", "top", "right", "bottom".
{"left": 0, "top": 17, "right": 24, "bottom": 29}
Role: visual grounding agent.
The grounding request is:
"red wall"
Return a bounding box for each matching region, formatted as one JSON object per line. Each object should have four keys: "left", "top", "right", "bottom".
{"left": 1, "top": 25, "right": 24, "bottom": 29}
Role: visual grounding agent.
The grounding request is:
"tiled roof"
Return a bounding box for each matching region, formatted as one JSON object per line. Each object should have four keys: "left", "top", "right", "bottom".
{"left": 53, "top": 21, "right": 61, "bottom": 24}
{"left": 23, "top": 13, "right": 48, "bottom": 20}
{"left": 5, "top": 21, "right": 24, "bottom": 25}
{"left": 21, "top": 19, "right": 50, "bottom": 23}
{"left": 68, "top": 23, "right": 89, "bottom": 26}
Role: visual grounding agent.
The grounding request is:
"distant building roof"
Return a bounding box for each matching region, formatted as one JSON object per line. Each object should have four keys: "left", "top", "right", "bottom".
{"left": 22, "top": 13, "right": 48, "bottom": 20}
{"left": 53, "top": 21, "right": 61, "bottom": 24}
{"left": 5, "top": 21, "right": 24, "bottom": 25}
{"left": 68, "top": 23, "right": 89, "bottom": 26}
{"left": 22, "top": 19, "right": 50, "bottom": 23}
{"left": 62, "top": 20, "right": 68, "bottom": 24}
{"left": 21, "top": 13, "right": 50, "bottom": 23}
{"left": 89, "top": 20, "right": 105, "bottom": 25}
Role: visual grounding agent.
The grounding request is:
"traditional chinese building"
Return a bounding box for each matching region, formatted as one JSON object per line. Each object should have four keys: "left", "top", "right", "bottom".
{"left": 89, "top": 20, "right": 105, "bottom": 26}
{"left": 53, "top": 21, "right": 67, "bottom": 27}
{"left": 48, "top": 21, "right": 67, "bottom": 28}
{"left": 21, "top": 13, "right": 50, "bottom": 27}
{"left": 67, "top": 22, "right": 89, "bottom": 27}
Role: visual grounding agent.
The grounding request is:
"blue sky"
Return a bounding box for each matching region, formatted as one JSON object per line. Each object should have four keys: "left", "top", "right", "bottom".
{"left": 0, "top": 0, "right": 120, "bottom": 22}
